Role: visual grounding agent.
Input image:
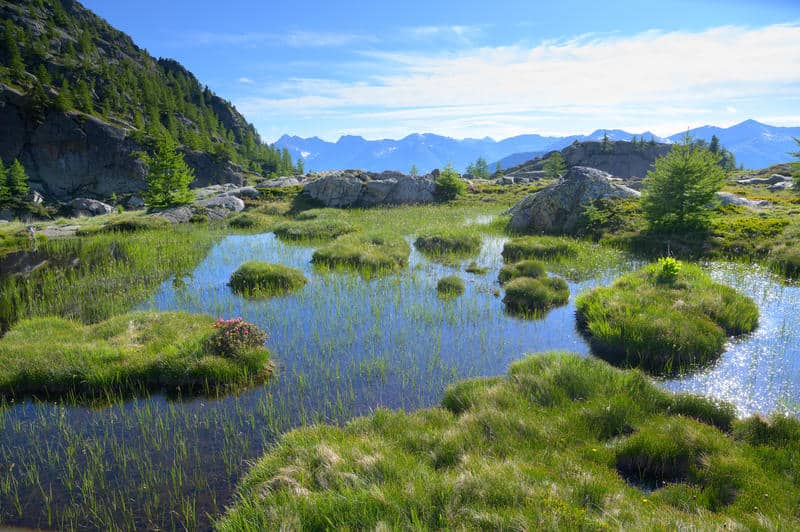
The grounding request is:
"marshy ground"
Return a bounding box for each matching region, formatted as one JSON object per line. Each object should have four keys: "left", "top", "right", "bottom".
{"left": 0, "top": 184, "right": 798, "bottom": 530}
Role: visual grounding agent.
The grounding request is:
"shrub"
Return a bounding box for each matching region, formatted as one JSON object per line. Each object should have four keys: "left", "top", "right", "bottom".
{"left": 501, "top": 236, "right": 579, "bottom": 262}
{"left": 575, "top": 262, "right": 759, "bottom": 374}
{"left": 436, "top": 275, "right": 465, "bottom": 296}
{"left": 656, "top": 257, "right": 681, "bottom": 284}
{"left": 229, "top": 261, "right": 307, "bottom": 295}
{"left": 273, "top": 218, "right": 355, "bottom": 241}
{"left": 204, "top": 317, "right": 268, "bottom": 359}
{"left": 498, "top": 259, "right": 546, "bottom": 285}
{"left": 434, "top": 163, "right": 466, "bottom": 201}
{"left": 414, "top": 230, "right": 481, "bottom": 257}
{"left": 502, "top": 276, "right": 569, "bottom": 314}
{"left": 311, "top": 232, "right": 409, "bottom": 272}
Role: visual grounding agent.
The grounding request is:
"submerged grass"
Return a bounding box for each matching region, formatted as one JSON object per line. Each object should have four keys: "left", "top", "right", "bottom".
{"left": 575, "top": 261, "right": 759, "bottom": 374}
{"left": 0, "top": 311, "right": 272, "bottom": 398}
{"left": 218, "top": 353, "right": 800, "bottom": 530}
{"left": 229, "top": 261, "right": 307, "bottom": 296}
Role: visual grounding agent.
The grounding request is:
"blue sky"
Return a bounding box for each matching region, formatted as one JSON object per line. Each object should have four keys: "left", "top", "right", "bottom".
{"left": 82, "top": 0, "right": 800, "bottom": 142}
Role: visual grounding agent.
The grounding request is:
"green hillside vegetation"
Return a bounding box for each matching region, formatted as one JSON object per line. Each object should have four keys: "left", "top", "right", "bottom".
{"left": 0, "top": 0, "right": 296, "bottom": 176}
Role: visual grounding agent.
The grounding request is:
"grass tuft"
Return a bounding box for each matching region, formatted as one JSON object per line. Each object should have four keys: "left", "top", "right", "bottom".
{"left": 311, "top": 232, "right": 410, "bottom": 272}
{"left": 502, "top": 276, "right": 569, "bottom": 315}
{"left": 498, "top": 259, "right": 547, "bottom": 285}
{"left": 501, "top": 236, "right": 579, "bottom": 262}
{"left": 436, "top": 275, "right": 465, "bottom": 297}
{"left": 414, "top": 230, "right": 482, "bottom": 258}
{"left": 229, "top": 261, "right": 307, "bottom": 296}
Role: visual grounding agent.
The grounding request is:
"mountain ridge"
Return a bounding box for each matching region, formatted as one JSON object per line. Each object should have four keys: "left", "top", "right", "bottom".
{"left": 276, "top": 120, "right": 799, "bottom": 173}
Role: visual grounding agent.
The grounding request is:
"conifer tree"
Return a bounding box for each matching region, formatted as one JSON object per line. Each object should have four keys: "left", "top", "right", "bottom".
{"left": 601, "top": 131, "right": 612, "bottom": 153}
{"left": 543, "top": 151, "right": 567, "bottom": 179}
{"left": 7, "top": 159, "right": 30, "bottom": 199}
{"left": 410, "top": 164, "right": 419, "bottom": 176}
{"left": 0, "top": 162, "right": 9, "bottom": 205}
{"left": 709, "top": 134, "right": 720, "bottom": 155}
{"left": 2, "top": 20, "right": 26, "bottom": 81}
{"left": 296, "top": 157, "right": 304, "bottom": 174}
{"left": 141, "top": 135, "right": 195, "bottom": 208}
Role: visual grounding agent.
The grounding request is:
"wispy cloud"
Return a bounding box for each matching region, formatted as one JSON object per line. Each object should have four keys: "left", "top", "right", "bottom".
{"left": 238, "top": 77, "right": 254, "bottom": 84}
{"left": 236, "top": 23, "right": 800, "bottom": 139}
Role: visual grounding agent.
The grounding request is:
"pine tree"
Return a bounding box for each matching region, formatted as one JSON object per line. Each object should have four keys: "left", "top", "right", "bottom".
{"left": 495, "top": 162, "right": 502, "bottom": 175}
{"left": 74, "top": 79, "right": 94, "bottom": 113}
{"left": 26, "top": 79, "right": 51, "bottom": 124}
{"left": 141, "top": 135, "right": 195, "bottom": 208}
{"left": 35, "top": 64, "right": 51, "bottom": 86}
{"left": 641, "top": 135, "right": 725, "bottom": 233}
{"left": 543, "top": 151, "right": 567, "bottom": 179}
{"left": 709, "top": 134, "right": 720, "bottom": 155}
{"left": 791, "top": 137, "right": 800, "bottom": 192}
{"left": 410, "top": 164, "right": 419, "bottom": 176}
{"left": 296, "top": 157, "right": 304, "bottom": 174}
{"left": 7, "top": 159, "right": 30, "bottom": 199}
{"left": 0, "top": 162, "right": 10, "bottom": 205}
{"left": 601, "top": 131, "right": 612, "bottom": 153}
{"left": 472, "top": 157, "right": 490, "bottom": 179}
{"left": 2, "top": 20, "right": 26, "bottom": 81}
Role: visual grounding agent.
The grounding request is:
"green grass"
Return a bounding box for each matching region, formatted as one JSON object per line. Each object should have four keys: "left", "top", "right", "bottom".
{"left": 575, "top": 261, "right": 759, "bottom": 374}
{"left": 502, "top": 236, "right": 580, "bottom": 262}
{"left": 229, "top": 261, "right": 307, "bottom": 296}
{"left": 0, "top": 312, "right": 272, "bottom": 398}
{"left": 0, "top": 225, "right": 218, "bottom": 333}
{"left": 464, "top": 261, "right": 489, "bottom": 275}
{"left": 769, "top": 244, "right": 800, "bottom": 279}
{"left": 273, "top": 215, "right": 356, "bottom": 242}
{"left": 502, "top": 276, "right": 570, "bottom": 315}
{"left": 218, "top": 353, "right": 800, "bottom": 530}
{"left": 436, "top": 275, "right": 465, "bottom": 297}
{"left": 227, "top": 212, "right": 276, "bottom": 230}
{"left": 498, "top": 259, "right": 547, "bottom": 285}
{"left": 414, "top": 229, "right": 482, "bottom": 259}
{"left": 311, "top": 232, "right": 410, "bottom": 272}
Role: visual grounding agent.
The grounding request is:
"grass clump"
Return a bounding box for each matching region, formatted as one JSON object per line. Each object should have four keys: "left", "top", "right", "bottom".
{"left": 498, "top": 259, "right": 546, "bottom": 285}
{"left": 229, "top": 261, "right": 307, "bottom": 296}
{"left": 311, "top": 232, "right": 409, "bottom": 272}
{"left": 502, "top": 276, "right": 569, "bottom": 315}
{"left": 414, "top": 229, "right": 482, "bottom": 258}
{"left": 219, "top": 352, "right": 800, "bottom": 530}
{"left": 501, "top": 236, "right": 579, "bottom": 262}
{"left": 464, "top": 261, "right": 489, "bottom": 274}
{"left": 575, "top": 260, "right": 759, "bottom": 374}
{"left": 273, "top": 218, "right": 355, "bottom": 242}
{"left": 0, "top": 312, "right": 272, "bottom": 398}
{"left": 436, "top": 275, "right": 465, "bottom": 297}
{"left": 769, "top": 244, "right": 800, "bottom": 279}
{"left": 227, "top": 212, "right": 273, "bottom": 230}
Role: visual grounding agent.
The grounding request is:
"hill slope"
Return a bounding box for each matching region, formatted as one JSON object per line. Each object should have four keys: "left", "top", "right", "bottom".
{"left": 0, "top": 0, "right": 293, "bottom": 201}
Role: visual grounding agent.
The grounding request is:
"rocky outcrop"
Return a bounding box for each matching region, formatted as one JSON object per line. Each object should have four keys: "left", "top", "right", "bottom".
{"left": 71, "top": 198, "right": 114, "bottom": 217}
{"left": 505, "top": 141, "right": 672, "bottom": 182}
{"left": 0, "top": 85, "right": 249, "bottom": 202}
{"left": 716, "top": 192, "right": 770, "bottom": 208}
{"left": 506, "top": 166, "right": 640, "bottom": 234}
{"left": 194, "top": 184, "right": 259, "bottom": 200}
{"left": 195, "top": 195, "right": 245, "bottom": 212}
{"left": 736, "top": 174, "right": 792, "bottom": 186}
{"left": 258, "top": 176, "right": 305, "bottom": 188}
{"left": 303, "top": 170, "right": 436, "bottom": 207}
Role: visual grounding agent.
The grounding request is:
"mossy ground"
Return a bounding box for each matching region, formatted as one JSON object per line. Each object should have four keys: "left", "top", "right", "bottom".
{"left": 311, "top": 231, "right": 410, "bottom": 272}
{"left": 576, "top": 261, "right": 759, "bottom": 374}
{"left": 218, "top": 353, "right": 800, "bottom": 531}
{"left": 229, "top": 261, "right": 307, "bottom": 296}
{"left": 0, "top": 311, "right": 272, "bottom": 398}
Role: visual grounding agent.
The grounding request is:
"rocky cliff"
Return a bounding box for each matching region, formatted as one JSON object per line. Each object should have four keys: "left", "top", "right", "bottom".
{"left": 505, "top": 141, "right": 672, "bottom": 181}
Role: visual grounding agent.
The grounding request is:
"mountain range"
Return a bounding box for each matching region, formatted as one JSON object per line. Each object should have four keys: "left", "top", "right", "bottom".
{"left": 276, "top": 120, "right": 800, "bottom": 173}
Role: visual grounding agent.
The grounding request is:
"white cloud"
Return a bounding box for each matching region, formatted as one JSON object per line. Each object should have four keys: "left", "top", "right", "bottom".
{"left": 237, "top": 24, "right": 800, "bottom": 139}
{"left": 238, "top": 77, "right": 255, "bottom": 84}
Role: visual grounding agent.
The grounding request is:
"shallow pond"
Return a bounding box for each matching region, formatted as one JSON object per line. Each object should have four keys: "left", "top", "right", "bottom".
{"left": 0, "top": 231, "right": 797, "bottom": 530}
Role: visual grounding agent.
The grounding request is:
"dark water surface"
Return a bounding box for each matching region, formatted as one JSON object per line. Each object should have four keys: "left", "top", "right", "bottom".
{"left": 0, "top": 232, "right": 797, "bottom": 530}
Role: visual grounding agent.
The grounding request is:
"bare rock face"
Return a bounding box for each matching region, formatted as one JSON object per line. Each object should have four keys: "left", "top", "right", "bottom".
{"left": 736, "top": 174, "right": 791, "bottom": 186}
{"left": 0, "top": 85, "right": 248, "bottom": 202}
{"left": 505, "top": 141, "right": 672, "bottom": 182}
{"left": 303, "top": 170, "right": 436, "bottom": 207}
{"left": 71, "top": 198, "right": 114, "bottom": 217}
{"left": 506, "top": 166, "right": 640, "bottom": 234}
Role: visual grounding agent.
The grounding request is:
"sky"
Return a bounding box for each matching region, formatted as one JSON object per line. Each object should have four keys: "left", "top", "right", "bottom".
{"left": 81, "top": 0, "right": 800, "bottom": 143}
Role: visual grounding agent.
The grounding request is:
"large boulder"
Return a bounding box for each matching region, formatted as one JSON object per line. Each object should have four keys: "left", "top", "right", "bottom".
{"left": 736, "top": 174, "right": 792, "bottom": 186}
{"left": 258, "top": 176, "right": 303, "bottom": 188}
{"left": 195, "top": 195, "right": 245, "bottom": 212}
{"left": 506, "top": 166, "right": 640, "bottom": 234}
{"left": 302, "top": 170, "right": 435, "bottom": 207}
{"left": 716, "top": 192, "right": 770, "bottom": 208}
{"left": 71, "top": 198, "right": 114, "bottom": 217}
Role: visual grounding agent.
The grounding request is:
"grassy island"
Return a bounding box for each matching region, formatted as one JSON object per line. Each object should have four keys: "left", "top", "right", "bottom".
{"left": 311, "top": 232, "right": 410, "bottom": 272}
{"left": 502, "top": 276, "right": 569, "bottom": 314}
{"left": 414, "top": 229, "right": 482, "bottom": 258}
{"left": 576, "top": 259, "right": 759, "bottom": 373}
{"left": 436, "top": 275, "right": 466, "bottom": 297}
{"left": 218, "top": 353, "right": 800, "bottom": 531}
{"left": 229, "top": 261, "right": 307, "bottom": 296}
{"left": 501, "top": 236, "right": 579, "bottom": 262}
{"left": 0, "top": 312, "right": 272, "bottom": 398}
{"left": 498, "top": 259, "right": 547, "bottom": 285}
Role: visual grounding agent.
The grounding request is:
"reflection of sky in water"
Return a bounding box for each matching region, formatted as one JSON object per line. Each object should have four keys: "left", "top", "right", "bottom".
{"left": 144, "top": 232, "right": 800, "bottom": 417}
{"left": 2, "top": 231, "right": 798, "bottom": 528}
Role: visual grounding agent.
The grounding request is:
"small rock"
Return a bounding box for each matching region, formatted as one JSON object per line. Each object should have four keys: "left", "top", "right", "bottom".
{"left": 126, "top": 195, "right": 145, "bottom": 209}
{"left": 768, "top": 181, "right": 794, "bottom": 192}
{"left": 26, "top": 190, "right": 44, "bottom": 205}
{"left": 71, "top": 198, "right": 114, "bottom": 217}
